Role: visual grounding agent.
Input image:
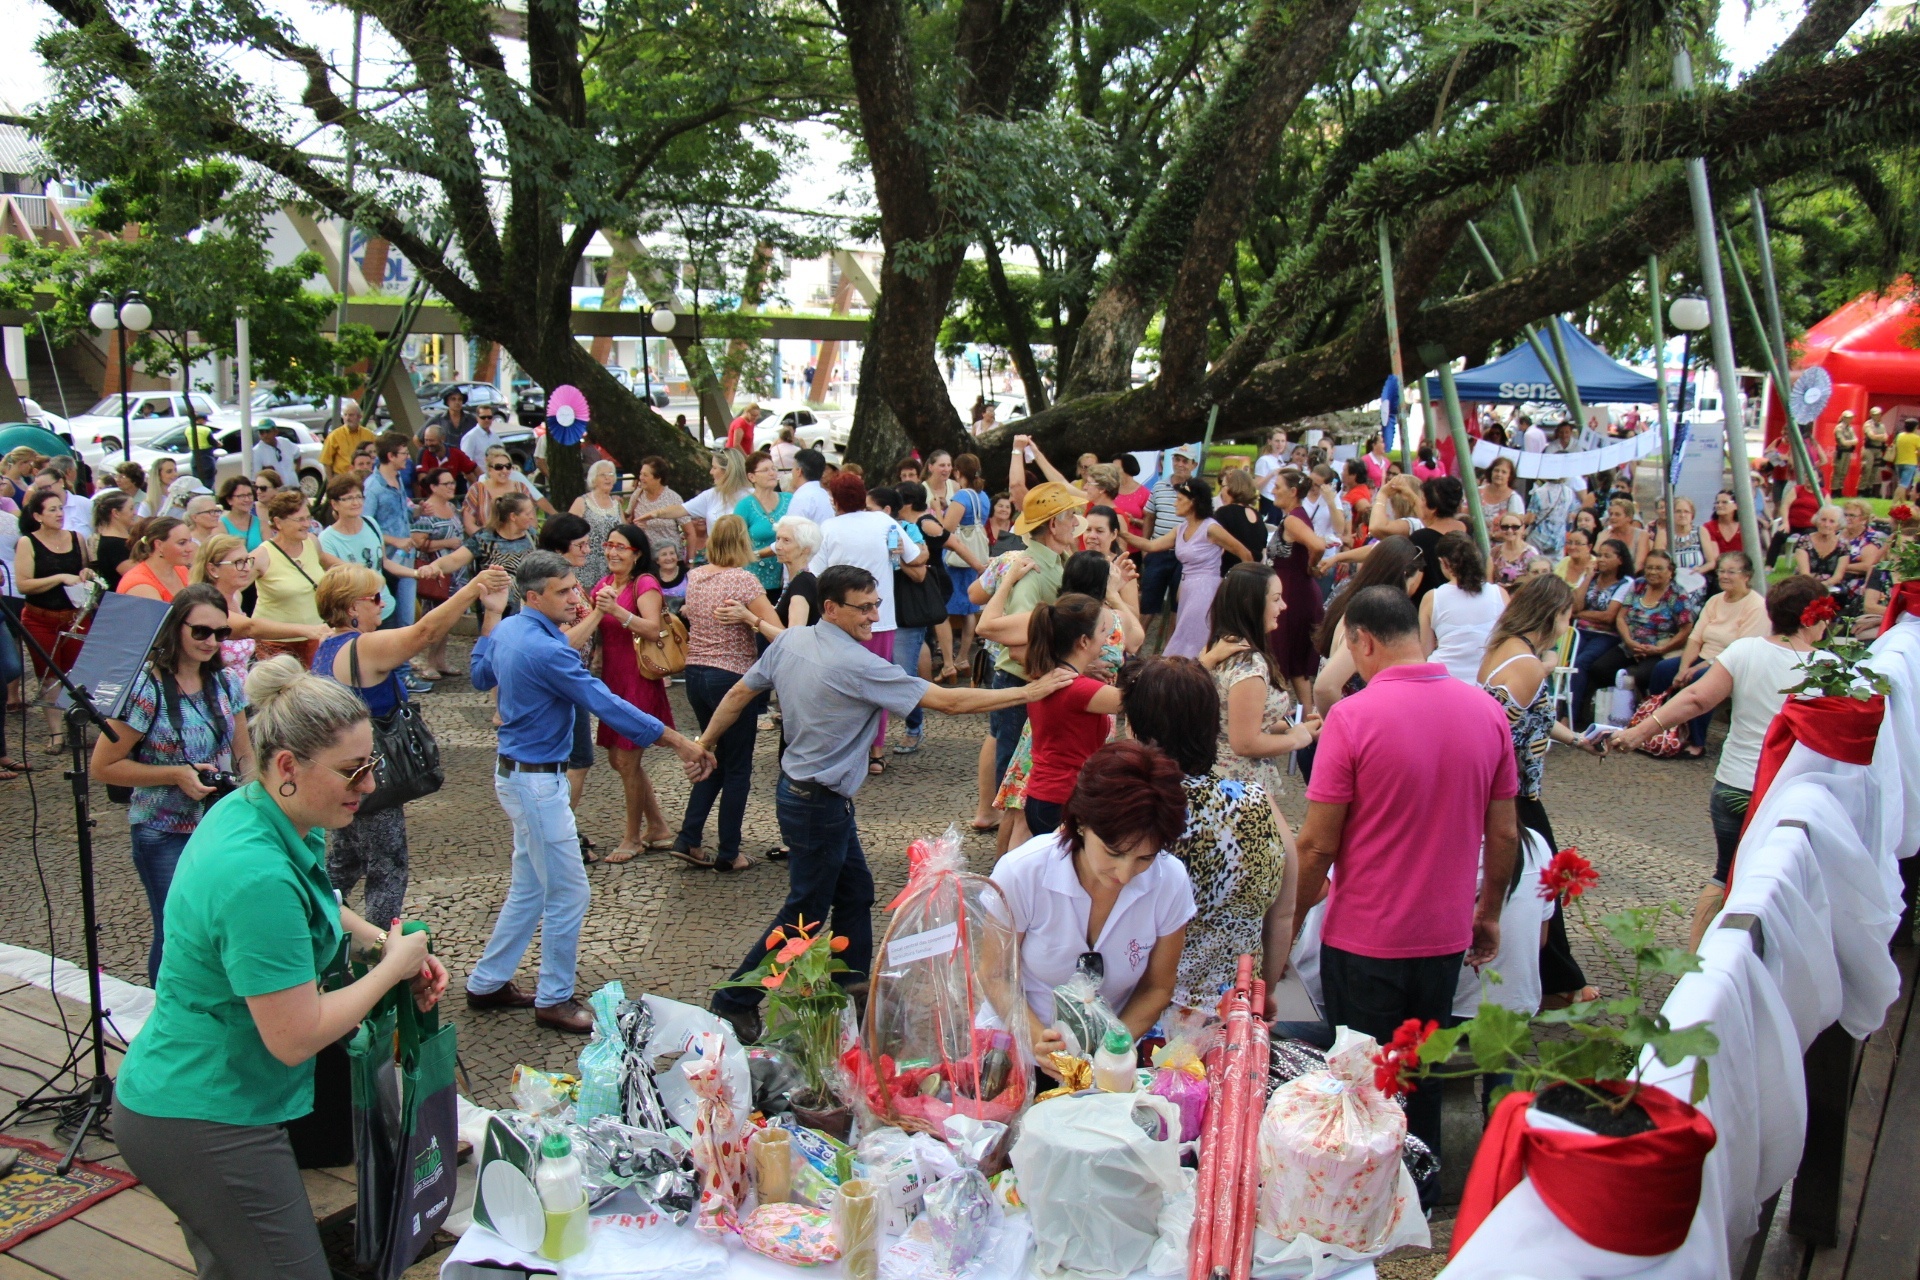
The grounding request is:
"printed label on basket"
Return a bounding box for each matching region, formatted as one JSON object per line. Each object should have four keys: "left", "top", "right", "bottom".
{"left": 887, "top": 921, "right": 960, "bottom": 966}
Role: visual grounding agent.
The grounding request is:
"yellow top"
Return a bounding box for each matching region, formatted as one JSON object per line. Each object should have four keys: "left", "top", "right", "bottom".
{"left": 254, "top": 537, "right": 324, "bottom": 624}
{"left": 320, "top": 424, "right": 378, "bottom": 475}
{"left": 1894, "top": 430, "right": 1920, "bottom": 467}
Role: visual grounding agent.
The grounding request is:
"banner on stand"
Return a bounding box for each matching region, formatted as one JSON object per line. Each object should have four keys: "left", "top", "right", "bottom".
{"left": 1468, "top": 429, "right": 1663, "bottom": 481}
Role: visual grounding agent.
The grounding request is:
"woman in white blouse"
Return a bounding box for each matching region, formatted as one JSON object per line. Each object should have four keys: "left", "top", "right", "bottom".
{"left": 992, "top": 739, "right": 1193, "bottom": 1075}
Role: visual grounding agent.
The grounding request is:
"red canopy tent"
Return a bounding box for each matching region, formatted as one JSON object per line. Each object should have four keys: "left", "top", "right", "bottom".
{"left": 1768, "top": 282, "right": 1920, "bottom": 496}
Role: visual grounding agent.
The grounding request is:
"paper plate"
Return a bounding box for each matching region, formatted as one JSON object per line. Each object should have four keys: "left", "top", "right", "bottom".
{"left": 479, "top": 1160, "right": 545, "bottom": 1252}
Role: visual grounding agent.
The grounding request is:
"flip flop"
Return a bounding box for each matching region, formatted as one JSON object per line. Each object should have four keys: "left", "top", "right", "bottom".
{"left": 0, "top": 758, "right": 32, "bottom": 772}
{"left": 603, "top": 848, "right": 642, "bottom": 865}
{"left": 713, "top": 855, "right": 753, "bottom": 873}
{"left": 642, "top": 838, "right": 677, "bottom": 852}
{"left": 670, "top": 845, "right": 716, "bottom": 869}
{"left": 0, "top": 769, "right": 19, "bottom": 782}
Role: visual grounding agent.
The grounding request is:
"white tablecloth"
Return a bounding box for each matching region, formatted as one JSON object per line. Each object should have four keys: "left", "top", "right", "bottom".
{"left": 1719, "top": 829, "right": 1841, "bottom": 1053}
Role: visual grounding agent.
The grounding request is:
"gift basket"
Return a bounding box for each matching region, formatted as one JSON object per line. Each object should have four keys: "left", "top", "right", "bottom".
{"left": 843, "top": 827, "right": 1036, "bottom": 1136}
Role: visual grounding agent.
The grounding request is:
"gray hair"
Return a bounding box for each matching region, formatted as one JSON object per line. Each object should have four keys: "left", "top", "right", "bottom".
{"left": 514, "top": 549, "right": 575, "bottom": 599}
{"left": 587, "top": 459, "right": 617, "bottom": 487}
{"left": 245, "top": 655, "right": 369, "bottom": 766}
{"left": 775, "top": 514, "right": 822, "bottom": 560}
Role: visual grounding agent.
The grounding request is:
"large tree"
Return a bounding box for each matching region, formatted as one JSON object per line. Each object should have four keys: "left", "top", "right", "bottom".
{"left": 30, "top": 0, "right": 830, "bottom": 498}
{"left": 839, "top": 0, "right": 1920, "bottom": 471}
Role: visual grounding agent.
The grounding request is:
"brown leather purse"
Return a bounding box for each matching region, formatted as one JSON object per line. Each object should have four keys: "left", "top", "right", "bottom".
{"left": 634, "top": 610, "right": 689, "bottom": 680}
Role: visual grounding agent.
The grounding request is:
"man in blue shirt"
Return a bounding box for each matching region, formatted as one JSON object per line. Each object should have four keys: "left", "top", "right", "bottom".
{"left": 465, "top": 551, "right": 715, "bottom": 1032}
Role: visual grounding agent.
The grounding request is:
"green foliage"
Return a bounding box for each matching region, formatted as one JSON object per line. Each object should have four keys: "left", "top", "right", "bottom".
{"left": 1408, "top": 895, "right": 1717, "bottom": 1113}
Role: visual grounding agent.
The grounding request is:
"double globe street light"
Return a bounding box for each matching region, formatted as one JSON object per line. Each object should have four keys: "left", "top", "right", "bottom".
{"left": 1667, "top": 294, "right": 1711, "bottom": 417}
{"left": 641, "top": 300, "right": 675, "bottom": 412}
{"left": 88, "top": 293, "right": 153, "bottom": 462}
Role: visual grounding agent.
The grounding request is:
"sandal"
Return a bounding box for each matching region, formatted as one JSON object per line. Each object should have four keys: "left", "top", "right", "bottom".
{"left": 767, "top": 845, "right": 790, "bottom": 862}
{"left": 603, "top": 847, "right": 642, "bottom": 864}
{"left": 669, "top": 843, "right": 716, "bottom": 869}
{"left": 0, "top": 757, "right": 32, "bottom": 773}
{"left": 713, "top": 854, "right": 752, "bottom": 873}
{"left": 868, "top": 756, "right": 887, "bottom": 777}
{"left": 936, "top": 665, "right": 959, "bottom": 685}
{"left": 642, "top": 837, "right": 677, "bottom": 852}
{"left": 0, "top": 768, "right": 19, "bottom": 782}
{"left": 1682, "top": 745, "right": 1706, "bottom": 758}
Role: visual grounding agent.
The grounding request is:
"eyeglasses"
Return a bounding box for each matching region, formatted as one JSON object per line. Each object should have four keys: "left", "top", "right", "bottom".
{"left": 328, "top": 754, "right": 383, "bottom": 788}
{"left": 186, "top": 624, "right": 234, "bottom": 642}
{"left": 1499, "top": 523, "right": 1523, "bottom": 532}
{"left": 434, "top": 476, "right": 455, "bottom": 485}
{"left": 490, "top": 463, "right": 512, "bottom": 471}
{"left": 356, "top": 592, "right": 383, "bottom": 606}
{"left": 476, "top": 413, "right": 494, "bottom": 421}
{"left": 835, "top": 600, "right": 882, "bottom": 616}
{"left": 217, "top": 558, "right": 251, "bottom": 571}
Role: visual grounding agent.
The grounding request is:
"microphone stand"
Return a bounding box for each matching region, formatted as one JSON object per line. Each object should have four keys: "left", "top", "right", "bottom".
{"left": 0, "top": 601, "right": 122, "bottom": 1173}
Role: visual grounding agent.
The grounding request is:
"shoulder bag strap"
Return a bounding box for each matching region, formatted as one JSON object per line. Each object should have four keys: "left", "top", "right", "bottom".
{"left": 270, "top": 538, "right": 319, "bottom": 587}
{"left": 349, "top": 635, "right": 406, "bottom": 705}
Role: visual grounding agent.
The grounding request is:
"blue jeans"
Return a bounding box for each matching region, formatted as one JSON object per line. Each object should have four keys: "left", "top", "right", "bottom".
{"left": 381, "top": 572, "right": 417, "bottom": 630}
{"left": 678, "top": 665, "right": 765, "bottom": 860}
{"left": 892, "top": 626, "right": 927, "bottom": 734}
{"left": 1649, "top": 656, "right": 1712, "bottom": 749}
{"left": 130, "top": 824, "right": 191, "bottom": 984}
{"left": 467, "top": 768, "right": 589, "bottom": 1006}
{"left": 1569, "top": 629, "right": 1620, "bottom": 730}
{"left": 569, "top": 705, "right": 594, "bottom": 769}
{"left": 1139, "top": 550, "right": 1182, "bottom": 616}
{"left": 990, "top": 670, "right": 1028, "bottom": 787}
{"left": 715, "top": 774, "right": 873, "bottom": 1012}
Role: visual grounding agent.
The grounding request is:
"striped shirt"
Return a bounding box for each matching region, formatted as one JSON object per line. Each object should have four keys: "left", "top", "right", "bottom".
{"left": 1147, "top": 479, "right": 1182, "bottom": 539}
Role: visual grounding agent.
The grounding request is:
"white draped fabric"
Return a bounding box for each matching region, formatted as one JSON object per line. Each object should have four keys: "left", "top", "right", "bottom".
{"left": 1719, "top": 831, "right": 1842, "bottom": 1053}
{"left": 1867, "top": 613, "right": 1920, "bottom": 859}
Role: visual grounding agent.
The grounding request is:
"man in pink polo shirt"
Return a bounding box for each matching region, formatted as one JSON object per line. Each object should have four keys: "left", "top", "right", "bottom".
{"left": 1293, "top": 584, "right": 1519, "bottom": 1179}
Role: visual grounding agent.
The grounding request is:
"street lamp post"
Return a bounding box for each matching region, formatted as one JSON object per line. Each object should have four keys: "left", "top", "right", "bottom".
{"left": 647, "top": 302, "right": 675, "bottom": 408}
{"left": 1669, "top": 295, "right": 1709, "bottom": 418}
{"left": 87, "top": 293, "right": 153, "bottom": 463}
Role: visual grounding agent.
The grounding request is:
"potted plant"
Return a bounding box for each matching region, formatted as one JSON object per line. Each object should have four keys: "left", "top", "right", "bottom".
{"left": 714, "top": 916, "right": 856, "bottom": 1138}
{"left": 1376, "top": 851, "right": 1721, "bottom": 1260}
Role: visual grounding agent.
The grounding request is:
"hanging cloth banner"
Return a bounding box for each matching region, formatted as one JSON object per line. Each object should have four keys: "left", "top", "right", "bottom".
{"left": 1470, "top": 428, "right": 1663, "bottom": 481}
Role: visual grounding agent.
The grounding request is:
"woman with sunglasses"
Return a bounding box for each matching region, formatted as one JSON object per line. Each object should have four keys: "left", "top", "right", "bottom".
{"left": 1488, "top": 511, "right": 1534, "bottom": 585}
{"left": 311, "top": 562, "right": 512, "bottom": 928}
{"left": 112, "top": 655, "right": 446, "bottom": 1280}
{"left": 92, "top": 584, "right": 257, "bottom": 981}
{"left": 463, "top": 447, "right": 531, "bottom": 534}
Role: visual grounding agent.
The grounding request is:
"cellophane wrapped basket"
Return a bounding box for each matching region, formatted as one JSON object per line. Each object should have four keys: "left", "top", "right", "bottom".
{"left": 843, "top": 827, "right": 1035, "bottom": 1135}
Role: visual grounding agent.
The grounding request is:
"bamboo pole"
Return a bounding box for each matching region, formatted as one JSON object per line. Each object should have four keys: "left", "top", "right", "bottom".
{"left": 1197, "top": 404, "right": 1220, "bottom": 472}
{"left": 1746, "top": 191, "right": 1821, "bottom": 490}
{"left": 1674, "top": 46, "right": 1766, "bottom": 580}
{"left": 1378, "top": 219, "right": 1413, "bottom": 472}
{"left": 1420, "top": 342, "right": 1492, "bottom": 558}
{"left": 1507, "top": 189, "right": 1590, "bottom": 435}
{"left": 1645, "top": 257, "right": 1679, "bottom": 553}
{"left": 330, "top": 13, "right": 363, "bottom": 433}
{"left": 1717, "top": 214, "right": 1813, "bottom": 489}
{"left": 1463, "top": 223, "right": 1585, "bottom": 422}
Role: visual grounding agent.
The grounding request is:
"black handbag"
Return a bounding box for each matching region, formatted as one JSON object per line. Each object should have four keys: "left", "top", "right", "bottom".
{"left": 349, "top": 640, "right": 443, "bottom": 814}
{"left": 893, "top": 545, "right": 950, "bottom": 629}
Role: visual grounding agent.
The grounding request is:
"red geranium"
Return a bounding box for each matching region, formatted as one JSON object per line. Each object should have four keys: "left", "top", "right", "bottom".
{"left": 1891, "top": 503, "right": 1915, "bottom": 523}
{"left": 1540, "top": 848, "right": 1599, "bottom": 904}
{"left": 1800, "top": 596, "right": 1839, "bottom": 629}
{"left": 1372, "top": 1018, "right": 1437, "bottom": 1098}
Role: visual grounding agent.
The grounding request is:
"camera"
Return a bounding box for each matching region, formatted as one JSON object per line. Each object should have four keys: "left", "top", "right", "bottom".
{"left": 200, "top": 769, "right": 242, "bottom": 802}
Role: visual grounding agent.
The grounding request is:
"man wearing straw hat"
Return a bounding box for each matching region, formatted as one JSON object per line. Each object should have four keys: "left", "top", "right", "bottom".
{"left": 987, "top": 481, "right": 1081, "bottom": 788}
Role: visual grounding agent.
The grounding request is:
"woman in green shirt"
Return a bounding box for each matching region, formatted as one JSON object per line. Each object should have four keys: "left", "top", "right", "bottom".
{"left": 113, "top": 654, "right": 448, "bottom": 1280}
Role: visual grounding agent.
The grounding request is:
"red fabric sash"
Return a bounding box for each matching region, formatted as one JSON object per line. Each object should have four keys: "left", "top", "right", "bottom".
{"left": 1449, "top": 1083, "right": 1717, "bottom": 1259}
{"left": 1740, "top": 695, "right": 1886, "bottom": 846}
{"left": 1882, "top": 578, "right": 1920, "bottom": 638}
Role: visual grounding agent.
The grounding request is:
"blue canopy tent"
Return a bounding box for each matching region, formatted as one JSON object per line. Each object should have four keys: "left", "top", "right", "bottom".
{"left": 1424, "top": 317, "right": 1658, "bottom": 405}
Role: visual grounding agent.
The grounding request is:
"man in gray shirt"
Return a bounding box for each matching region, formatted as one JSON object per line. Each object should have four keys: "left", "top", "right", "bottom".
{"left": 700, "top": 564, "right": 1070, "bottom": 1037}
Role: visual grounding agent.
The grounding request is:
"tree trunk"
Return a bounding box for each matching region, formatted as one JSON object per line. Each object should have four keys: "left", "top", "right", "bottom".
{"left": 982, "top": 239, "right": 1050, "bottom": 412}
{"left": 846, "top": 292, "right": 922, "bottom": 472}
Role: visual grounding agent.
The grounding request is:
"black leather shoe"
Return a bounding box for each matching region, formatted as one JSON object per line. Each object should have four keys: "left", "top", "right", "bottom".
{"left": 466, "top": 980, "right": 537, "bottom": 1010}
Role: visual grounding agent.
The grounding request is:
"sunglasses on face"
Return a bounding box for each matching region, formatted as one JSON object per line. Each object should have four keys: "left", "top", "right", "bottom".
{"left": 1499, "top": 523, "right": 1523, "bottom": 532}
{"left": 490, "top": 463, "right": 512, "bottom": 471}
{"left": 187, "top": 624, "right": 234, "bottom": 642}
{"left": 356, "top": 593, "right": 382, "bottom": 606}
{"left": 328, "top": 754, "right": 383, "bottom": 787}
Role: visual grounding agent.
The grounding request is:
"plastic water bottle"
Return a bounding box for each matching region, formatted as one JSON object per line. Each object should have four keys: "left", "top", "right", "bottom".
{"left": 1610, "top": 670, "right": 1637, "bottom": 727}
{"left": 1093, "top": 1025, "right": 1138, "bottom": 1093}
{"left": 536, "top": 1131, "right": 589, "bottom": 1260}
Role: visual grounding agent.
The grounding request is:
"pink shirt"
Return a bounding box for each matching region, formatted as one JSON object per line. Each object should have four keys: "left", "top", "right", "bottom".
{"left": 683, "top": 565, "right": 766, "bottom": 675}
{"left": 1305, "top": 663, "right": 1517, "bottom": 959}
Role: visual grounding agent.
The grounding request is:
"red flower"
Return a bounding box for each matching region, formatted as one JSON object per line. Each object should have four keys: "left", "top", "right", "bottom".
{"left": 1540, "top": 848, "right": 1598, "bottom": 904}
{"left": 1891, "top": 503, "right": 1915, "bottom": 523}
{"left": 1800, "top": 596, "right": 1839, "bottom": 629}
{"left": 829, "top": 936, "right": 850, "bottom": 953}
{"left": 1372, "top": 1018, "right": 1437, "bottom": 1098}
{"left": 776, "top": 936, "right": 811, "bottom": 964}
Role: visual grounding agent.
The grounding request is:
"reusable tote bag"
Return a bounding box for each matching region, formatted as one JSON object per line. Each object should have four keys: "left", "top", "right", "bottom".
{"left": 349, "top": 1001, "right": 402, "bottom": 1267}
{"left": 379, "top": 995, "right": 460, "bottom": 1279}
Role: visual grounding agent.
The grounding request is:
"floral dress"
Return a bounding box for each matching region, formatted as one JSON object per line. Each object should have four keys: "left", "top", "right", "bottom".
{"left": 1169, "top": 774, "right": 1285, "bottom": 1010}
{"left": 1212, "top": 650, "right": 1296, "bottom": 800}
{"left": 1842, "top": 527, "right": 1888, "bottom": 614}
{"left": 993, "top": 614, "right": 1126, "bottom": 811}
{"left": 1621, "top": 582, "right": 1696, "bottom": 650}
{"left": 578, "top": 495, "right": 623, "bottom": 590}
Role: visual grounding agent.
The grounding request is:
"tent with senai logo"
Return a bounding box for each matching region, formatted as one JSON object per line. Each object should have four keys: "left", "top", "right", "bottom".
{"left": 1424, "top": 317, "right": 1659, "bottom": 406}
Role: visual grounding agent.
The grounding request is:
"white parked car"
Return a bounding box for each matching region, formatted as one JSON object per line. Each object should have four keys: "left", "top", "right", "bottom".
{"left": 79, "top": 421, "right": 327, "bottom": 503}
{"left": 708, "top": 398, "right": 851, "bottom": 455}
{"left": 66, "top": 391, "right": 220, "bottom": 451}
{"left": 17, "top": 397, "right": 70, "bottom": 436}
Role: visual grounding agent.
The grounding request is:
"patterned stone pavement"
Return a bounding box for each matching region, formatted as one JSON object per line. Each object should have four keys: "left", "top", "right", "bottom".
{"left": 0, "top": 633, "right": 1714, "bottom": 1112}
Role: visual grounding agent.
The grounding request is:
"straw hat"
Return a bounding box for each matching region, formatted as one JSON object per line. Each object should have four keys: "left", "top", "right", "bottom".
{"left": 1013, "top": 482, "right": 1081, "bottom": 536}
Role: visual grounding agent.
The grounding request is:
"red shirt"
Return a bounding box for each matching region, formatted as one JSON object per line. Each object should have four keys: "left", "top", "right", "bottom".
{"left": 1787, "top": 485, "right": 1818, "bottom": 533}
{"left": 416, "top": 446, "right": 475, "bottom": 495}
{"left": 1111, "top": 485, "right": 1150, "bottom": 537}
{"left": 1702, "top": 519, "right": 1743, "bottom": 559}
{"left": 1024, "top": 674, "right": 1113, "bottom": 804}
{"left": 726, "top": 416, "right": 755, "bottom": 452}
{"left": 1306, "top": 663, "right": 1517, "bottom": 959}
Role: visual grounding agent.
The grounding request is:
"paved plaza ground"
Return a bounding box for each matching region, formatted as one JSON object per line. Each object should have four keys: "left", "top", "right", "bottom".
{"left": 0, "top": 634, "right": 1713, "bottom": 1103}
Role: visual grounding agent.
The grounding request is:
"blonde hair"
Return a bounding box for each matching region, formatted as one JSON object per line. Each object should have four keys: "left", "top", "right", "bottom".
{"left": 704, "top": 513, "right": 753, "bottom": 568}
{"left": 145, "top": 457, "right": 178, "bottom": 517}
{"left": 1841, "top": 499, "right": 1873, "bottom": 522}
{"left": 1086, "top": 463, "right": 1122, "bottom": 500}
{"left": 191, "top": 533, "right": 248, "bottom": 584}
{"left": 1673, "top": 496, "right": 1696, "bottom": 523}
{"left": 1608, "top": 498, "right": 1637, "bottom": 521}
{"left": 1221, "top": 467, "right": 1258, "bottom": 505}
{"left": 245, "top": 655, "right": 370, "bottom": 766}
{"left": 314, "top": 564, "right": 385, "bottom": 627}
{"left": 712, "top": 449, "right": 749, "bottom": 505}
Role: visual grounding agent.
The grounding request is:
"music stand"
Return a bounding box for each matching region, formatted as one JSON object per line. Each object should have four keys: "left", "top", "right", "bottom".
{"left": 2, "top": 592, "right": 168, "bottom": 1172}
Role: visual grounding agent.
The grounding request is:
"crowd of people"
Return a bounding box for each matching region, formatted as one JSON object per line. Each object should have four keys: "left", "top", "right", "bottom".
{"left": 1, "top": 402, "right": 1907, "bottom": 1271}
